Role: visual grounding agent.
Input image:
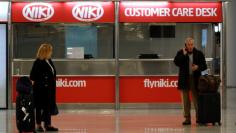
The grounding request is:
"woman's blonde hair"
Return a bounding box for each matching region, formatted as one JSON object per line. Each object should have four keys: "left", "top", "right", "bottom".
{"left": 36, "top": 43, "right": 53, "bottom": 60}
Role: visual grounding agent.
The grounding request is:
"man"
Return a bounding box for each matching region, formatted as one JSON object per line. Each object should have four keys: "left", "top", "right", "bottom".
{"left": 174, "top": 37, "right": 207, "bottom": 125}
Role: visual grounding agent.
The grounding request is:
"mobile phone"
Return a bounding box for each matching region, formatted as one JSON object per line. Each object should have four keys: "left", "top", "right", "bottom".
{"left": 185, "top": 47, "right": 188, "bottom": 52}
{"left": 184, "top": 43, "right": 187, "bottom": 51}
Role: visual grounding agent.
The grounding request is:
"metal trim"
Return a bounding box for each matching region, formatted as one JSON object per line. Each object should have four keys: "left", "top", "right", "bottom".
{"left": 221, "top": 2, "right": 227, "bottom": 109}
{"left": 12, "top": 103, "right": 115, "bottom": 110}
{"left": 13, "top": 59, "right": 116, "bottom": 62}
{"left": 120, "top": 75, "right": 178, "bottom": 76}
{"left": 120, "top": 103, "right": 182, "bottom": 109}
{"left": 120, "top": 58, "right": 214, "bottom": 62}
{"left": 115, "top": 1, "right": 120, "bottom": 110}
{"left": 12, "top": 75, "right": 116, "bottom": 77}
{"left": 11, "top": 0, "right": 231, "bottom": 2}
{"left": 119, "top": 74, "right": 220, "bottom": 76}
{"left": 12, "top": 58, "right": 214, "bottom": 62}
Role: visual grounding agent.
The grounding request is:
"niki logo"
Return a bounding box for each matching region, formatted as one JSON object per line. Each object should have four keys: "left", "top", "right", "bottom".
{"left": 72, "top": 3, "right": 104, "bottom": 22}
{"left": 22, "top": 3, "right": 54, "bottom": 22}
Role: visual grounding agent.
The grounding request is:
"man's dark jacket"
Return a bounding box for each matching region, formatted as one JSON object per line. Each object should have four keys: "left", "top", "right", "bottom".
{"left": 174, "top": 48, "right": 207, "bottom": 90}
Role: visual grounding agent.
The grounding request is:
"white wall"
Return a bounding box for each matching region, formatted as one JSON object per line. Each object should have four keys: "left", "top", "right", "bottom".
{"left": 0, "top": 24, "right": 7, "bottom": 108}
{"left": 226, "top": 1, "right": 236, "bottom": 87}
{"left": 0, "top": 2, "right": 8, "bottom": 22}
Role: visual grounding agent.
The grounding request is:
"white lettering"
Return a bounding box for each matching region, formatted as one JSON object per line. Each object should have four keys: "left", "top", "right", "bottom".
{"left": 34, "top": 7, "right": 38, "bottom": 19}
{"left": 212, "top": 8, "right": 217, "bottom": 16}
{"left": 172, "top": 8, "right": 194, "bottom": 16}
{"left": 38, "top": 7, "right": 46, "bottom": 18}
{"left": 84, "top": 7, "right": 88, "bottom": 18}
{"left": 72, "top": 3, "right": 104, "bottom": 22}
{"left": 196, "top": 8, "right": 217, "bottom": 17}
{"left": 56, "top": 78, "right": 86, "bottom": 88}
{"left": 144, "top": 78, "right": 178, "bottom": 88}
{"left": 124, "top": 7, "right": 170, "bottom": 17}
{"left": 88, "top": 6, "right": 97, "bottom": 18}
{"left": 196, "top": 8, "right": 201, "bottom": 16}
{"left": 25, "top": 7, "right": 35, "bottom": 19}
{"left": 22, "top": 3, "right": 54, "bottom": 22}
{"left": 76, "top": 6, "right": 85, "bottom": 19}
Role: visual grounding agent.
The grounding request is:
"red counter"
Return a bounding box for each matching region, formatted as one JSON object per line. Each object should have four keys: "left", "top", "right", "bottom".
{"left": 13, "top": 76, "right": 181, "bottom": 103}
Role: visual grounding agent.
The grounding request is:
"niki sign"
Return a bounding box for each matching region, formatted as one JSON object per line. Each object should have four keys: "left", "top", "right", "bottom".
{"left": 120, "top": 2, "right": 222, "bottom": 22}
{"left": 12, "top": 2, "right": 114, "bottom": 23}
{"left": 13, "top": 2, "right": 222, "bottom": 23}
{"left": 22, "top": 3, "right": 54, "bottom": 22}
{"left": 72, "top": 3, "right": 104, "bottom": 22}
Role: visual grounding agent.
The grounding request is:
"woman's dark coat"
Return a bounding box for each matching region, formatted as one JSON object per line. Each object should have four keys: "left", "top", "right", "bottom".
{"left": 174, "top": 48, "right": 207, "bottom": 90}
{"left": 30, "top": 58, "right": 57, "bottom": 114}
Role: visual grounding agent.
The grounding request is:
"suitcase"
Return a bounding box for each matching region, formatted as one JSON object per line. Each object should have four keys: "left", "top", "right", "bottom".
{"left": 16, "top": 77, "right": 35, "bottom": 133}
{"left": 197, "top": 92, "right": 221, "bottom": 125}
{"left": 16, "top": 94, "right": 35, "bottom": 133}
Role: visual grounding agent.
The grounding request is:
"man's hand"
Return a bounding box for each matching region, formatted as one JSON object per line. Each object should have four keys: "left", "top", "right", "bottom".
{"left": 192, "top": 64, "right": 198, "bottom": 71}
{"left": 182, "top": 48, "right": 187, "bottom": 55}
{"left": 31, "top": 80, "right": 34, "bottom": 85}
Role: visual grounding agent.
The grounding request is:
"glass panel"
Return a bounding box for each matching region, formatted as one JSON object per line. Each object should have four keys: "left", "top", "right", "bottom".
{"left": 13, "top": 23, "right": 114, "bottom": 59}
{"left": 119, "top": 23, "right": 217, "bottom": 59}
{"left": 119, "top": 23, "right": 221, "bottom": 75}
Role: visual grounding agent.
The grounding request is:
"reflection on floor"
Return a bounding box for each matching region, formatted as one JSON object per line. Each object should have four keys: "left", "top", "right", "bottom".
{"left": 0, "top": 89, "right": 235, "bottom": 133}
{"left": 0, "top": 108, "right": 235, "bottom": 133}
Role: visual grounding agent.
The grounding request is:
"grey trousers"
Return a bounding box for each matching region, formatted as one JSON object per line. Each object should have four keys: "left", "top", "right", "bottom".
{"left": 181, "top": 76, "right": 198, "bottom": 120}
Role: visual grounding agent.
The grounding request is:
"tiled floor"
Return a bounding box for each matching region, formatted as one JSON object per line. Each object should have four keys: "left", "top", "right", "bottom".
{"left": 1, "top": 89, "right": 236, "bottom": 133}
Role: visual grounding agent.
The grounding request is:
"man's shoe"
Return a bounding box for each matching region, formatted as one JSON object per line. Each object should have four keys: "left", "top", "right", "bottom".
{"left": 182, "top": 120, "right": 191, "bottom": 125}
{"left": 36, "top": 126, "right": 44, "bottom": 132}
{"left": 45, "top": 126, "right": 59, "bottom": 131}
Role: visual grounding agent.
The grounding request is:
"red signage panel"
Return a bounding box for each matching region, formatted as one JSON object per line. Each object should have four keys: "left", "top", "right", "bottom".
{"left": 12, "top": 76, "right": 182, "bottom": 103}
{"left": 12, "top": 76, "right": 115, "bottom": 103}
{"left": 120, "top": 76, "right": 181, "bottom": 103}
{"left": 120, "top": 2, "right": 222, "bottom": 22}
{"left": 12, "top": 2, "right": 114, "bottom": 23}
{"left": 12, "top": 2, "right": 222, "bottom": 23}
{"left": 63, "top": 2, "right": 114, "bottom": 23}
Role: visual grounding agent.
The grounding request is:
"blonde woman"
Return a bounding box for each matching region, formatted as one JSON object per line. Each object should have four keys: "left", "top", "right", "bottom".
{"left": 30, "top": 43, "right": 58, "bottom": 132}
